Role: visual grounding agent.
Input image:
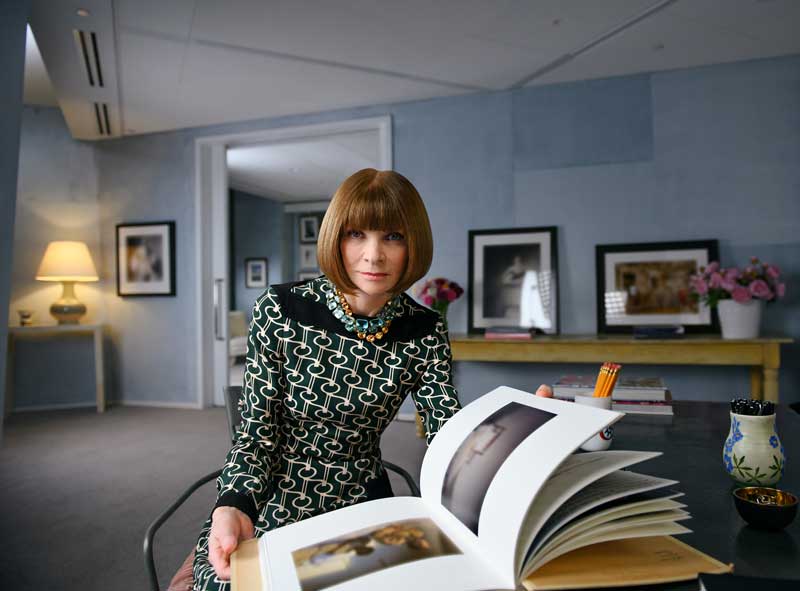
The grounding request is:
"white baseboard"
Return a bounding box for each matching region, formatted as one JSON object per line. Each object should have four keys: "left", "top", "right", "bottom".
{"left": 118, "top": 400, "right": 204, "bottom": 410}
{"left": 13, "top": 402, "right": 97, "bottom": 412}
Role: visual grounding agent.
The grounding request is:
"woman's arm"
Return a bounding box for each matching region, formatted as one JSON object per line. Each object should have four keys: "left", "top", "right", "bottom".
{"left": 409, "top": 319, "right": 462, "bottom": 444}
{"left": 214, "top": 287, "right": 286, "bottom": 524}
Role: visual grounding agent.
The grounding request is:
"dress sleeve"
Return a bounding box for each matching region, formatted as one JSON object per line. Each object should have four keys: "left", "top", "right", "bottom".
{"left": 214, "top": 288, "right": 285, "bottom": 525}
{"left": 410, "top": 319, "right": 462, "bottom": 444}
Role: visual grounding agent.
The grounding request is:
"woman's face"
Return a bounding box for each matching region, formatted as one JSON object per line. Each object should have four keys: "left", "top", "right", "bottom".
{"left": 340, "top": 228, "right": 408, "bottom": 297}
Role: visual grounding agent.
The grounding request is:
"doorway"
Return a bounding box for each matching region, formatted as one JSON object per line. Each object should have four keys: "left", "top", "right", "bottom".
{"left": 194, "top": 116, "right": 392, "bottom": 407}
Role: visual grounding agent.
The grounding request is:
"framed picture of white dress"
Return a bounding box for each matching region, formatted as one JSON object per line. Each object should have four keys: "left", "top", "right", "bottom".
{"left": 116, "top": 221, "right": 176, "bottom": 296}
{"left": 468, "top": 227, "right": 559, "bottom": 334}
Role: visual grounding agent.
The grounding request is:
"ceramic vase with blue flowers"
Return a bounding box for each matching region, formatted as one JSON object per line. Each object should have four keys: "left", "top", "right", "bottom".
{"left": 723, "top": 412, "right": 785, "bottom": 486}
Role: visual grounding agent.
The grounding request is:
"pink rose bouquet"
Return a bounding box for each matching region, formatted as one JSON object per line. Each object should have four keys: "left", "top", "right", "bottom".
{"left": 689, "top": 257, "right": 786, "bottom": 307}
{"left": 416, "top": 277, "right": 464, "bottom": 328}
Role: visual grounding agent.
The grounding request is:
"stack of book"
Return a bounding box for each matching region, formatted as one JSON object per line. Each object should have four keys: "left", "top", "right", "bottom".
{"left": 552, "top": 375, "right": 673, "bottom": 416}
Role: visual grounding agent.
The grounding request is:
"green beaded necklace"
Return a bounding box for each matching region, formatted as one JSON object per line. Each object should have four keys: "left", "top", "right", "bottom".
{"left": 324, "top": 280, "right": 402, "bottom": 342}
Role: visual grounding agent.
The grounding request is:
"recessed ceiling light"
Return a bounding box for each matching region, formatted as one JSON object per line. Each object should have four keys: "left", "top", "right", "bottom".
{"left": 76, "top": 8, "right": 90, "bottom": 17}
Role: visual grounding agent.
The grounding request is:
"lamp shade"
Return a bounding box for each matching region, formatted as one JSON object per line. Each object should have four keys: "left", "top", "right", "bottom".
{"left": 36, "top": 241, "right": 99, "bottom": 282}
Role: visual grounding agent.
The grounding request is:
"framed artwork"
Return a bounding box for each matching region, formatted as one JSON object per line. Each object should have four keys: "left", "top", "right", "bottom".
{"left": 299, "top": 244, "right": 318, "bottom": 270}
{"left": 468, "top": 227, "right": 559, "bottom": 334}
{"left": 299, "top": 215, "right": 320, "bottom": 243}
{"left": 595, "top": 239, "right": 719, "bottom": 333}
{"left": 245, "top": 258, "right": 268, "bottom": 288}
{"left": 116, "top": 221, "right": 176, "bottom": 296}
{"left": 297, "top": 271, "right": 319, "bottom": 281}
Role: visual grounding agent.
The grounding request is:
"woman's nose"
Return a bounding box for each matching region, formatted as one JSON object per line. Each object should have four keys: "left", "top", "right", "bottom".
{"left": 363, "top": 238, "right": 385, "bottom": 263}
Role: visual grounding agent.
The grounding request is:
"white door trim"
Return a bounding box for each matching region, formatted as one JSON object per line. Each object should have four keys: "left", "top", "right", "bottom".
{"left": 193, "top": 115, "right": 393, "bottom": 408}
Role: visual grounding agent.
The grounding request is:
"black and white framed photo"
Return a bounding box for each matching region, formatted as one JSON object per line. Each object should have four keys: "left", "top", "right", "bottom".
{"left": 299, "top": 215, "right": 320, "bottom": 243}
{"left": 299, "top": 244, "right": 318, "bottom": 270}
{"left": 116, "top": 221, "right": 175, "bottom": 296}
{"left": 245, "top": 258, "right": 268, "bottom": 288}
{"left": 468, "top": 227, "right": 559, "bottom": 334}
{"left": 595, "top": 239, "right": 719, "bottom": 333}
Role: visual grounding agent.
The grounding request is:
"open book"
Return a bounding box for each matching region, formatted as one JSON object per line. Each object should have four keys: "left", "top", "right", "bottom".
{"left": 235, "top": 386, "right": 697, "bottom": 591}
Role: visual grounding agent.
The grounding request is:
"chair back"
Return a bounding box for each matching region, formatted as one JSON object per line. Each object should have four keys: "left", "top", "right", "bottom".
{"left": 223, "top": 385, "right": 243, "bottom": 443}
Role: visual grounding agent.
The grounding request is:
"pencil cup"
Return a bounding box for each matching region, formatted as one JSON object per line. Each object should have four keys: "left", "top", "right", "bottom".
{"left": 574, "top": 394, "right": 614, "bottom": 452}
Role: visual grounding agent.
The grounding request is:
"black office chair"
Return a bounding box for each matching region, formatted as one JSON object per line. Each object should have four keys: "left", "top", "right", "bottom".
{"left": 144, "top": 385, "right": 420, "bottom": 591}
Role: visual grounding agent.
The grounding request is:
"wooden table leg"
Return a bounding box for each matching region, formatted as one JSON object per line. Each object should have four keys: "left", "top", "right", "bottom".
{"left": 763, "top": 343, "right": 780, "bottom": 403}
{"left": 749, "top": 367, "right": 763, "bottom": 401}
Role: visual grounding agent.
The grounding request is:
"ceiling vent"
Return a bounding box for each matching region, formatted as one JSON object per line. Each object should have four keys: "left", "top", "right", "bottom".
{"left": 73, "top": 29, "right": 104, "bottom": 88}
{"left": 94, "top": 102, "right": 111, "bottom": 135}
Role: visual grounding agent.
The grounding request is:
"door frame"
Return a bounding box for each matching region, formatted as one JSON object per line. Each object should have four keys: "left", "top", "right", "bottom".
{"left": 193, "top": 116, "right": 393, "bottom": 407}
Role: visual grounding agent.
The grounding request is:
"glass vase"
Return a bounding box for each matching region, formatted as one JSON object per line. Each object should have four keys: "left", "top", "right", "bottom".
{"left": 723, "top": 412, "right": 785, "bottom": 486}
{"left": 431, "top": 301, "right": 449, "bottom": 331}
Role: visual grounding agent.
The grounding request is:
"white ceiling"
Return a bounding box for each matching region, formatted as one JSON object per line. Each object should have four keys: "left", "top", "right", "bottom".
{"left": 24, "top": 0, "right": 800, "bottom": 199}
{"left": 226, "top": 130, "right": 382, "bottom": 201}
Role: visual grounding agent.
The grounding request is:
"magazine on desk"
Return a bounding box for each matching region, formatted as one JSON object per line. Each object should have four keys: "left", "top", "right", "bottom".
{"left": 236, "top": 386, "right": 695, "bottom": 591}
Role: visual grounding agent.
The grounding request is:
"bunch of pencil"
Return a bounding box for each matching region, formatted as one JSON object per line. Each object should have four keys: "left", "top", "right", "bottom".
{"left": 592, "top": 362, "right": 622, "bottom": 397}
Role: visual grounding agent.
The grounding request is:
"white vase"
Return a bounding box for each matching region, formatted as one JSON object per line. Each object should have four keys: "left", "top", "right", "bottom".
{"left": 717, "top": 299, "right": 762, "bottom": 339}
{"left": 723, "top": 412, "right": 784, "bottom": 486}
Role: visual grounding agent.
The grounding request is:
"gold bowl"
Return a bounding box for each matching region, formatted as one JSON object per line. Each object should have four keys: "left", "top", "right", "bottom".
{"left": 733, "top": 487, "right": 798, "bottom": 530}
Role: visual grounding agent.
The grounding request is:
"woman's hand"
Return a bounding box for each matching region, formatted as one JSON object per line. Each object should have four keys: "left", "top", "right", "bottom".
{"left": 208, "top": 506, "right": 255, "bottom": 580}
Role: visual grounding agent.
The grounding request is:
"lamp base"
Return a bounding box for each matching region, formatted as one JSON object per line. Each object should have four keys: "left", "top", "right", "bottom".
{"left": 50, "top": 281, "right": 87, "bottom": 324}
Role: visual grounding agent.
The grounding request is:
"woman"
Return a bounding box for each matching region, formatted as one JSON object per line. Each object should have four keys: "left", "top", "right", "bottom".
{"left": 192, "top": 169, "right": 462, "bottom": 590}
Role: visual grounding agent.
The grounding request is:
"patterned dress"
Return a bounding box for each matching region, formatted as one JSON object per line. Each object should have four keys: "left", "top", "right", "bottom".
{"left": 192, "top": 276, "right": 461, "bottom": 590}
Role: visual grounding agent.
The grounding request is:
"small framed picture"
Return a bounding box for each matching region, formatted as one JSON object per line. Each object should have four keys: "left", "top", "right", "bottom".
{"left": 299, "top": 244, "right": 318, "bottom": 270}
{"left": 245, "top": 258, "right": 268, "bottom": 288}
{"left": 468, "top": 227, "right": 559, "bottom": 334}
{"left": 595, "top": 239, "right": 720, "bottom": 333}
{"left": 116, "top": 222, "right": 176, "bottom": 296}
{"left": 299, "top": 215, "right": 320, "bottom": 243}
{"left": 297, "top": 271, "right": 319, "bottom": 281}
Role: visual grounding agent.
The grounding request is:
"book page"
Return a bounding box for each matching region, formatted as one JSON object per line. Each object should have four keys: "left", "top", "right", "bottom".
{"left": 522, "top": 536, "right": 732, "bottom": 591}
{"left": 255, "top": 496, "right": 505, "bottom": 591}
{"left": 527, "top": 521, "right": 693, "bottom": 575}
{"left": 511, "top": 451, "right": 660, "bottom": 573}
{"left": 522, "top": 470, "right": 679, "bottom": 571}
{"left": 419, "top": 386, "right": 622, "bottom": 585}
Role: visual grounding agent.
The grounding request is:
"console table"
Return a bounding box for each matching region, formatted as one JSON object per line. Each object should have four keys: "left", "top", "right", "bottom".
{"left": 449, "top": 335, "right": 793, "bottom": 403}
{"left": 5, "top": 324, "right": 106, "bottom": 415}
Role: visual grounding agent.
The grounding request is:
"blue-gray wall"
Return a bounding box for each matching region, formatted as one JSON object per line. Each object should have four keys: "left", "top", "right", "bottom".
{"left": 231, "top": 189, "right": 284, "bottom": 317}
{"left": 8, "top": 107, "right": 102, "bottom": 410}
{"left": 12, "top": 53, "right": 800, "bottom": 409}
{"left": 1, "top": 0, "right": 30, "bottom": 436}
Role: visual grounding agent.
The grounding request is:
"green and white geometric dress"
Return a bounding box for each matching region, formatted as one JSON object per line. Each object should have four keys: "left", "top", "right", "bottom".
{"left": 192, "top": 276, "right": 461, "bottom": 590}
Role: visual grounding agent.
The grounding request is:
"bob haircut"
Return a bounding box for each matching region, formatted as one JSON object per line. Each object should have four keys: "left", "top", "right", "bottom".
{"left": 318, "top": 169, "right": 433, "bottom": 295}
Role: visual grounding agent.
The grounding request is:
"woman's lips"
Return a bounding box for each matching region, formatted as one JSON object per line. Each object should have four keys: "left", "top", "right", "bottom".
{"left": 360, "top": 271, "right": 388, "bottom": 280}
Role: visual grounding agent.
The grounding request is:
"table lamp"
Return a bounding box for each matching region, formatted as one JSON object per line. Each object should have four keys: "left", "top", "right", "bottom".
{"left": 35, "top": 241, "right": 99, "bottom": 324}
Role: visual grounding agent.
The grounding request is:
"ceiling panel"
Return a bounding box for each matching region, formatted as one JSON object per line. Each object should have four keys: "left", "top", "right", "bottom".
{"left": 529, "top": 0, "right": 796, "bottom": 86}
{"left": 157, "top": 40, "right": 462, "bottom": 133}
{"left": 115, "top": 0, "right": 196, "bottom": 40}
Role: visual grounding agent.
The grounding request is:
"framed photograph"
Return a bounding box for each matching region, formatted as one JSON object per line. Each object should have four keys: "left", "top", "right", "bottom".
{"left": 595, "top": 239, "right": 719, "bottom": 333}
{"left": 468, "top": 227, "right": 559, "bottom": 334}
{"left": 245, "top": 258, "right": 268, "bottom": 288}
{"left": 299, "top": 215, "right": 320, "bottom": 243}
{"left": 116, "top": 222, "right": 175, "bottom": 296}
{"left": 297, "top": 271, "right": 319, "bottom": 281}
{"left": 299, "top": 244, "right": 318, "bottom": 270}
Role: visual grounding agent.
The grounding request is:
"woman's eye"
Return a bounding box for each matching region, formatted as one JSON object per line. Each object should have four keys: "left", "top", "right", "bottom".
{"left": 346, "top": 230, "right": 363, "bottom": 238}
{"left": 386, "top": 232, "right": 405, "bottom": 241}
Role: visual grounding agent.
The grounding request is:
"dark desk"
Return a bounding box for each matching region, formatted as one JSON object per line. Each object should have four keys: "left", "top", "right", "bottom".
{"left": 613, "top": 401, "right": 799, "bottom": 586}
